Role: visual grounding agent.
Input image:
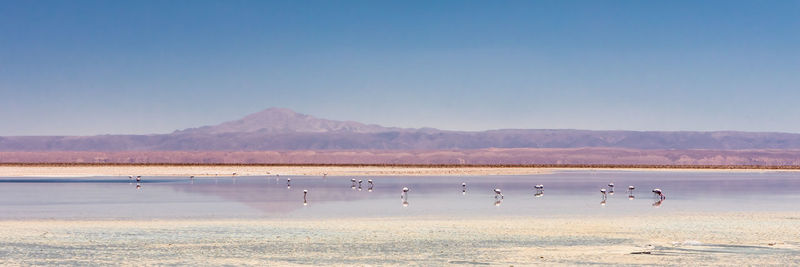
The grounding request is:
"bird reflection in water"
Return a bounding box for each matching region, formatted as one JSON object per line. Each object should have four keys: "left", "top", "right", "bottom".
{"left": 534, "top": 184, "right": 544, "bottom": 197}
{"left": 494, "top": 198, "right": 503, "bottom": 206}
{"left": 600, "top": 199, "right": 606, "bottom": 206}
{"left": 136, "top": 183, "right": 141, "bottom": 190}
{"left": 652, "top": 199, "right": 663, "bottom": 207}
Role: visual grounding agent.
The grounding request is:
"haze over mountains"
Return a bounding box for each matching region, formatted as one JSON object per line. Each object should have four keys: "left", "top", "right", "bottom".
{"left": 3, "top": 107, "right": 800, "bottom": 152}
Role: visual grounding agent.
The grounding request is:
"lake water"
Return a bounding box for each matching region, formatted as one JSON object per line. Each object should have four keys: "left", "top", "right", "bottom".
{"left": 2, "top": 170, "right": 799, "bottom": 220}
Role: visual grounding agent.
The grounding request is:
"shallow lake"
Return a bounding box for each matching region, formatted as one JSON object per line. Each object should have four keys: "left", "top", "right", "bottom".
{"left": 1, "top": 170, "right": 799, "bottom": 220}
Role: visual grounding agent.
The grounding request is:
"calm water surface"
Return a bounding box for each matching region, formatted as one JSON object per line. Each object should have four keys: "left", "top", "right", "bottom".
{"left": 1, "top": 171, "right": 799, "bottom": 219}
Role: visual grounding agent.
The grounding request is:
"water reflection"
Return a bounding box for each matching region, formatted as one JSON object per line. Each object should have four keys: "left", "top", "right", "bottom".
{"left": 4, "top": 171, "right": 800, "bottom": 219}
{"left": 652, "top": 199, "right": 663, "bottom": 207}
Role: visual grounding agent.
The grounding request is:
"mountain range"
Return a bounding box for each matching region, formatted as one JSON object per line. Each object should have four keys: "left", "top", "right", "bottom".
{"left": 3, "top": 107, "right": 800, "bottom": 152}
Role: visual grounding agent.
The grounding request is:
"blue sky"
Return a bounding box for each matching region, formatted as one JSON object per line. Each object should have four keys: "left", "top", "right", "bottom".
{"left": 1, "top": 0, "right": 798, "bottom": 135}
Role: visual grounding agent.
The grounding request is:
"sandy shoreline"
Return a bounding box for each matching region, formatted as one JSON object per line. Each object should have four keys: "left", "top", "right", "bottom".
{"left": 1, "top": 165, "right": 799, "bottom": 177}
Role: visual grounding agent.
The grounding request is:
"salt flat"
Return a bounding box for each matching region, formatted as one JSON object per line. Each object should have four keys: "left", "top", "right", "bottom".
{"left": 1, "top": 170, "right": 799, "bottom": 265}
{"left": 1, "top": 214, "right": 799, "bottom": 266}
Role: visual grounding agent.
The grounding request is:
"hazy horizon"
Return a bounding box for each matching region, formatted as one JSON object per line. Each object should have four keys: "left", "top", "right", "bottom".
{"left": 6, "top": 107, "right": 800, "bottom": 136}
{"left": 2, "top": 0, "right": 798, "bottom": 135}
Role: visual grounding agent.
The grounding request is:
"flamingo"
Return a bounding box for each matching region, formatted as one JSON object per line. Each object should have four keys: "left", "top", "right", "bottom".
{"left": 494, "top": 188, "right": 503, "bottom": 199}
{"left": 303, "top": 189, "right": 308, "bottom": 205}
{"left": 652, "top": 188, "right": 665, "bottom": 200}
{"left": 628, "top": 185, "right": 635, "bottom": 192}
{"left": 535, "top": 184, "right": 544, "bottom": 190}
{"left": 600, "top": 188, "right": 607, "bottom": 199}
{"left": 401, "top": 187, "right": 410, "bottom": 207}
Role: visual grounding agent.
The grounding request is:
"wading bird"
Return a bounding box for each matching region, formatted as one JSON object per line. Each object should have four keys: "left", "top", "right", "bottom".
{"left": 462, "top": 182, "right": 467, "bottom": 194}
{"left": 600, "top": 188, "right": 607, "bottom": 199}
{"left": 401, "top": 187, "right": 410, "bottom": 207}
{"left": 494, "top": 188, "right": 503, "bottom": 199}
{"left": 652, "top": 188, "right": 665, "bottom": 200}
{"left": 303, "top": 189, "right": 308, "bottom": 206}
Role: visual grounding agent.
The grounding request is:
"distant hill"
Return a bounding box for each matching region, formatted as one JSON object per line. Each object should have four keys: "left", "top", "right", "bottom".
{"left": 3, "top": 108, "right": 800, "bottom": 151}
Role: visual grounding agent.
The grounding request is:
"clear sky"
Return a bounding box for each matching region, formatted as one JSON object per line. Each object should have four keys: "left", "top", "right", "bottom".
{"left": 1, "top": 0, "right": 798, "bottom": 135}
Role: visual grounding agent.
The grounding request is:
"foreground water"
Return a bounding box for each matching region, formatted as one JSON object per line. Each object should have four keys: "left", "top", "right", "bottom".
{"left": 0, "top": 170, "right": 798, "bottom": 219}
{"left": 1, "top": 170, "right": 799, "bottom": 266}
